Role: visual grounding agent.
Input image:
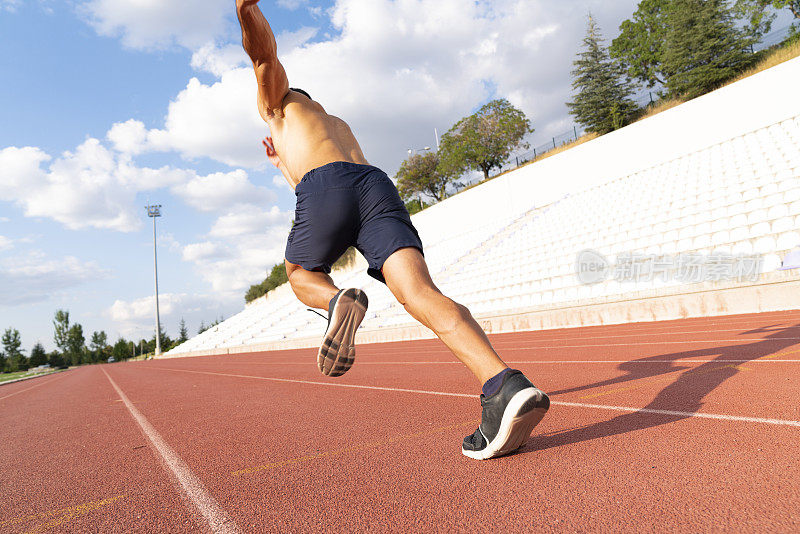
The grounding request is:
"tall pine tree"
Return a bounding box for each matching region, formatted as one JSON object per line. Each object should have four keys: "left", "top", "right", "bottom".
{"left": 663, "top": 0, "right": 756, "bottom": 99}
{"left": 568, "top": 15, "right": 638, "bottom": 134}
{"left": 177, "top": 318, "right": 189, "bottom": 344}
{"left": 29, "top": 343, "right": 48, "bottom": 367}
{"left": 610, "top": 0, "right": 670, "bottom": 89}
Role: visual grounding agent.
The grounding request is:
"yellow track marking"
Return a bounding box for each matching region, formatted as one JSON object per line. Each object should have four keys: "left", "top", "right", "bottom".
{"left": 0, "top": 495, "right": 124, "bottom": 533}
{"left": 232, "top": 420, "right": 477, "bottom": 476}
{"left": 761, "top": 347, "right": 800, "bottom": 360}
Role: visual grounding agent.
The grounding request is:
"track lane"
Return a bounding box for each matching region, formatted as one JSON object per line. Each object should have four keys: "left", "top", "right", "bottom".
{"left": 6, "top": 311, "right": 800, "bottom": 531}
{"left": 0, "top": 366, "right": 205, "bottom": 533}
{"left": 115, "top": 334, "right": 800, "bottom": 531}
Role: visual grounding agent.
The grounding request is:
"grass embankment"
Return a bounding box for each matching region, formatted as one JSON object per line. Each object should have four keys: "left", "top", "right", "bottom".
{"left": 734, "top": 36, "right": 800, "bottom": 81}
{"left": 0, "top": 369, "right": 60, "bottom": 384}
{"left": 634, "top": 37, "right": 800, "bottom": 124}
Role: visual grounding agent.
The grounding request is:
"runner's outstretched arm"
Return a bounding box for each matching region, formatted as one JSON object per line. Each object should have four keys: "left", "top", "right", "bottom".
{"left": 236, "top": 0, "right": 290, "bottom": 121}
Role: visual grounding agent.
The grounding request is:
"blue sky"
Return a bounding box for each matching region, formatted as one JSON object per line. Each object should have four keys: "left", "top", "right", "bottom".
{"left": 9, "top": 0, "right": 785, "bottom": 351}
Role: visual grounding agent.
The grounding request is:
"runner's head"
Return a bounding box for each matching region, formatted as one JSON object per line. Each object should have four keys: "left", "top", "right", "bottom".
{"left": 290, "top": 87, "right": 312, "bottom": 100}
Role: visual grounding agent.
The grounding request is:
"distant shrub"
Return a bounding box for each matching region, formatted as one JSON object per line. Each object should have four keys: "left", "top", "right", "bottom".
{"left": 245, "top": 263, "right": 289, "bottom": 303}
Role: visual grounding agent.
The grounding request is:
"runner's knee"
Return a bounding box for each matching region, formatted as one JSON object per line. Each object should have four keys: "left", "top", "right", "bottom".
{"left": 403, "top": 289, "right": 468, "bottom": 334}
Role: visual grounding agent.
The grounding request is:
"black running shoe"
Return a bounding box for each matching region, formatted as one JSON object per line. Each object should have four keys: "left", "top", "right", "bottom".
{"left": 317, "top": 288, "right": 368, "bottom": 377}
{"left": 462, "top": 370, "right": 549, "bottom": 460}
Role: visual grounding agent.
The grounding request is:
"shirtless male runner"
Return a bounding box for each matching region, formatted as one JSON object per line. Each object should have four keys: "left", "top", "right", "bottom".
{"left": 236, "top": 0, "right": 549, "bottom": 459}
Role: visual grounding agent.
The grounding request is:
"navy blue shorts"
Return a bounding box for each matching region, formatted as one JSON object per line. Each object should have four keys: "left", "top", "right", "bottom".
{"left": 285, "top": 161, "right": 424, "bottom": 283}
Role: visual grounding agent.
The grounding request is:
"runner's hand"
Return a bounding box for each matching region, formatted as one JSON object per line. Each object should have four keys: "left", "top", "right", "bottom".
{"left": 262, "top": 137, "right": 282, "bottom": 169}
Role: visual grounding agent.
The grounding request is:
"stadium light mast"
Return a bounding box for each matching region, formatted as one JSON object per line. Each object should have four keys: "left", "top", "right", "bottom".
{"left": 145, "top": 203, "right": 163, "bottom": 358}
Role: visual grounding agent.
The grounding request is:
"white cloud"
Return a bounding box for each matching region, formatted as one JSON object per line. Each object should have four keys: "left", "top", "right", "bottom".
{"left": 208, "top": 205, "right": 288, "bottom": 238}
{"left": 191, "top": 43, "right": 249, "bottom": 77}
{"left": 20, "top": 0, "right": 641, "bottom": 319}
{"left": 0, "top": 250, "right": 109, "bottom": 306}
{"left": 182, "top": 241, "right": 229, "bottom": 263}
{"left": 158, "top": 232, "right": 183, "bottom": 253}
{"left": 107, "top": 119, "right": 148, "bottom": 155}
{"left": 107, "top": 292, "right": 229, "bottom": 339}
{"left": 0, "top": 235, "right": 12, "bottom": 251}
{"left": 147, "top": 70, "right": 268, "bottom": 168}
{"left": 1, "top": 0, "right": 20, "bottom": 13}
{"left": 80, "top": 0, "right": 230, "bottom": 50}
{"left": 277, "top": 0, "right": 309, "bottom": 10}
{"left": 0, "top": 135, "right": 274, "bottom": 232}
{"left": 133, "top": 0, "right": 637, "bottom": 174}
{"left": 276, "top": 26, "right": 318, "bottom": 51}
{"left": 171, "top": 169, "right": 275, "bottom": 213}
{"left": 109, "top": 292, "right": 189, "bottom": 322}
{"left": 182, "top": 205, "right": 293, "bottom": 293}
{"left": 0, "top": 141, "right": 191, "bottom": 232}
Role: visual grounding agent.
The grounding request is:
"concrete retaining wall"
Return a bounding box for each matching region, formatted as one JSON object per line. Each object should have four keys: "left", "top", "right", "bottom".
{"left": 163, "top": 270, "right": 800, "bottom": 358}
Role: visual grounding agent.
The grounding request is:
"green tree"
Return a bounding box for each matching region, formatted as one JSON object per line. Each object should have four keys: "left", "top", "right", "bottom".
{"left": 610, "top": 0, "right": 670, "bottom": 89}
{"left": 198, "top": 321, "right": 207, "bottom": 335}
{"left": 405, "top": 199, "right": 429, "bottom": 215}
{"left": 395, "top": 152, "right": 457, "bottom": 203}
{"left": 111, "top": 338, "right": 132, "bottom": 361}
{"left": 331, "top": 247, "right": 358, "bottom": 270}
{"left": 177, "top": 319, "right": 189, "bottom": 345}
{"left": 2, "top": 328, "right": 26, "bottom": 372}
{"left": 48, "top": 351, "right": 65, "bottom": 368}
{"left": 568, "top": 15, "right": 639, "bottom": 134}
{"left": 663, "top": 0, "right": 756, "bottom": 99}
{"left": 438, "top": 99, "right": 532, "bottom": 181}
{"left": 151, "top": 323, "right": 172, "bottom": 352}
{"left": 66, "top": 323, "right": 85, "bottom": 366}
{"left": 734, "top": 0, "right": 800, "bottom": 38}
{"left": 245, "top": 263, "right": 289, "bottom": 303}
{"left": 29, "top": 343, "right": 48, "bottom": 367}
{"left": 53, "top": 309, "right": 70, "bottom": 355}
{"left": 90, "top": 331, "right": 108, "bottom": 362}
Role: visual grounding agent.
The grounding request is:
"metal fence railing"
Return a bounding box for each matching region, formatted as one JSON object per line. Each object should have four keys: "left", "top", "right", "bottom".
{"left": 506, "top": 126, "right": 584, "bottom": 169}
{"left": 753, "top": 24, "right": 796, "bottom": 52}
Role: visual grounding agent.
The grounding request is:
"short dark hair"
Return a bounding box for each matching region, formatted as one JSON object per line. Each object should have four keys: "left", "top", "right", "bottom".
{"left": 290, "top": 87, "right": 312, "bottom": 100}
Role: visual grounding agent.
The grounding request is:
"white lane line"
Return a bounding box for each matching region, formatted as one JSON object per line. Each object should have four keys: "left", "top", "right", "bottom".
{"left": 554, "top": 401, "right": 800, "bottom": 427}
{"left": 0, "top": 373, "right": 65, "bottom": 401}
{"left": 241, "top": 359, "right": 800, "bottom": 365}
{"left": 498, "top": 338, "right": 800, "bottom": 349}
{"left": 349, "top": 339, "right": 800, "bottom": 356}
{"left": 102, "top": 369, "right": 240, "bottom": 534}
{"left": 148, "top": 367, "right": 800, "bottom": 428}
{"left": 415, "top": 327, "right": 800, "bottom": 344}
{"left": 370, "top": 316, "right": 800, "bottom": 344}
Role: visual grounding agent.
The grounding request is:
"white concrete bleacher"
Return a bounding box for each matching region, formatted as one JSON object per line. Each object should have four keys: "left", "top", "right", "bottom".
{"left": 165, "top": 57, "right": 800, "bottom": 358}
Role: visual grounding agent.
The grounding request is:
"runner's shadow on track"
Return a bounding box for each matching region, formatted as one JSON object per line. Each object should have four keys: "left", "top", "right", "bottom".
{"left": 517, "top": 322, "right": 800, "bottom": 454}
{"left": 546, "top": 322, "right": 800, "bottom": 397}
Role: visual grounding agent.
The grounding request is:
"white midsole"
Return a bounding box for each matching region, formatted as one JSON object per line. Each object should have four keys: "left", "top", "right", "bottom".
{"left": 462, "top": 387, "right": 544, "bottom": 460}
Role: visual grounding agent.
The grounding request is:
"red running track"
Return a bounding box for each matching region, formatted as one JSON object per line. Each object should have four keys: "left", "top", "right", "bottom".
{"left": 2, "top": 310, "right": 800, "bottom": 532}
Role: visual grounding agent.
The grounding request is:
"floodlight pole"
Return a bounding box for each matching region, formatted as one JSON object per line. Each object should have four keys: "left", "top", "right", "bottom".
{"left": 146, "top": 204, "right": 163, "bottom": 357}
